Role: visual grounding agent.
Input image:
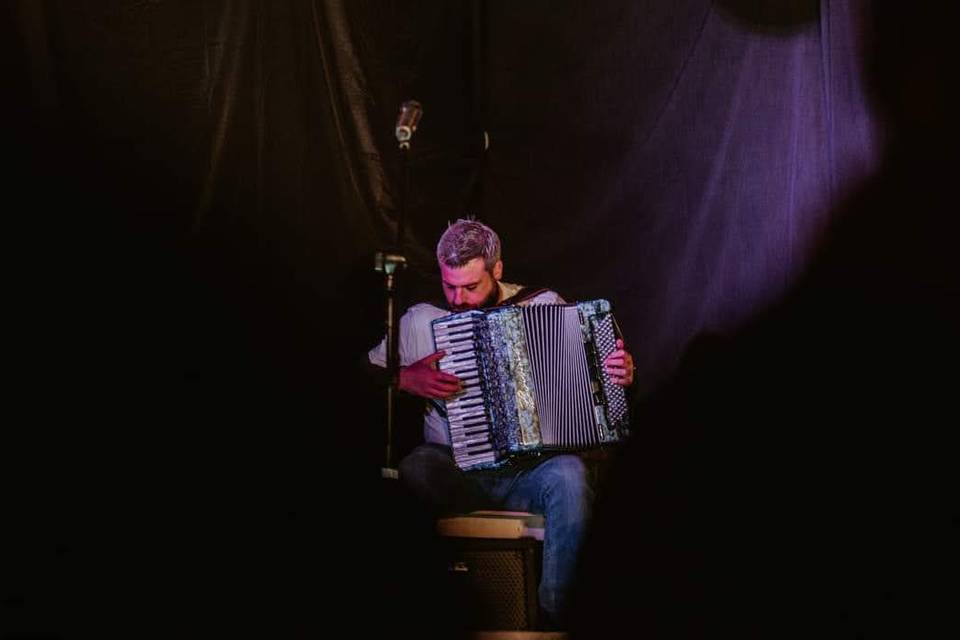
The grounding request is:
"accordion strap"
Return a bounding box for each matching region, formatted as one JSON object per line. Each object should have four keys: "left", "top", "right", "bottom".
{"left": 497, "top": 286, "right": 549, "bottom": 307}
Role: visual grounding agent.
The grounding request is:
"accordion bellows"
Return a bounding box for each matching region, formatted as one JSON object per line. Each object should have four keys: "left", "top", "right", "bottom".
{"left": 431, "top": 299, "right": 630, "bottom": 471}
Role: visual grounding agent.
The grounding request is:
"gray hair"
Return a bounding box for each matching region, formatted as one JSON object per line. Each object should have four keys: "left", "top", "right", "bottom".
{"left": 436, "top": 218, "right": 501, "bottom": 271}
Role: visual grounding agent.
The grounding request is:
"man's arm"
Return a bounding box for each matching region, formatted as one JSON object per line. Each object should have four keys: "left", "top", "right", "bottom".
{"left": 396, "top": 351, "right": 462, "bottom": 399}
{"left": 367, "top": 303, "right": 462, "bottom": 400}
{"left": 367, "top": 344, "right": 462, "bottom": 400}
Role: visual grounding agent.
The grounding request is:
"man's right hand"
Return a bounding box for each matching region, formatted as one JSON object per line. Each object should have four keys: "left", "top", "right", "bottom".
{"left": 398, "top": 351, "right": 462, "bottom": 400}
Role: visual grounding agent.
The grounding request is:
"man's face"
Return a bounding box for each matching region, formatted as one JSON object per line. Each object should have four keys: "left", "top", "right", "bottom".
{"left": 440, "top": 257, "right": 503, "bottom": 311}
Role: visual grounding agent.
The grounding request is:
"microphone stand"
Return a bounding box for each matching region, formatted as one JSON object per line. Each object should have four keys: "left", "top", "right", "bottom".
{"left": 376, "top": 103, "right": 419, "bottom": 480}
{"left": 374, "top": 244, "right": 404, "bottom": 480}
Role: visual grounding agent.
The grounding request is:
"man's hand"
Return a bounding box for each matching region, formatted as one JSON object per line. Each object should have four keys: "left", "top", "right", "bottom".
{"left": 603, "top": 339, "right": 635, "bottom": 387}
{"left": 398, "top": 351, "right": 462, "bottom": 399}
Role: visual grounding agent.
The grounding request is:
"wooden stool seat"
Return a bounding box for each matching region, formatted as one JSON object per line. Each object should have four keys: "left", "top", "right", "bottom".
{"left": 436, "top": 510, "right": 545, "bottom": 541}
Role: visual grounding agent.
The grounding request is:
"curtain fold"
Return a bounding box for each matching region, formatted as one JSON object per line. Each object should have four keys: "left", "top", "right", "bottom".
{"left": 10, "top": 0, "right": 879, "bottom": 403}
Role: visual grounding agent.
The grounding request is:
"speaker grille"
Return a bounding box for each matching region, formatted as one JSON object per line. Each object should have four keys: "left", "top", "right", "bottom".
{"left": 443, "top": 538, "right": 540, "bottom": 630}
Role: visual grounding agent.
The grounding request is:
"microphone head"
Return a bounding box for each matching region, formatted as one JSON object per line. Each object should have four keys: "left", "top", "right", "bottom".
{"left": 395, "top": 100, "right": 423, "bottom": 144}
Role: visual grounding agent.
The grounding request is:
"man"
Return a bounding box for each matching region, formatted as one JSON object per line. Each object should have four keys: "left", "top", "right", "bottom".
{"left": 369, "top": 218, "right": 634, "bottom": 627}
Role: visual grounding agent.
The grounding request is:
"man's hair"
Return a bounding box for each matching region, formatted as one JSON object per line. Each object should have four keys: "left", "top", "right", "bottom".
{"left": 436, "top": 218, "right": 501, "bottom": 271}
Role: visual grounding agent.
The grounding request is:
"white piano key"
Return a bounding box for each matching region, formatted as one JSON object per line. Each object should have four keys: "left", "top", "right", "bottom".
{"left": 447, "top": 398, "right": 484, "bottom": 412}
{"left": 451, "top": 434, "right": 492, "bottom": 446}
{"left": 447, "top": 409, "right": 487, "bottom": 421}
{"left": 449, "top": 390, "right": 483, "bottom": 401}
{"left": 450, "top": 418, "right": 489, "bottom": 430}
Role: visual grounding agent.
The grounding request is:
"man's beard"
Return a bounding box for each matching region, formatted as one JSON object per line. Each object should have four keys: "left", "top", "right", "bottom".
{"left": 450, "top": 284, "right": 500, "bottom": 311}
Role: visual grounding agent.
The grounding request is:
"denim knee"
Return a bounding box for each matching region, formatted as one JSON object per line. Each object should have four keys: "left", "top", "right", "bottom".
{"left": 542, "top": 455, "right": 590, "bottom": 495}
{"left": 398, "top": 444, "right": 448, "bottom": 487}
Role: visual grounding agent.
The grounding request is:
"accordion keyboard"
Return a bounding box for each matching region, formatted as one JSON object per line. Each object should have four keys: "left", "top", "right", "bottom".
{"left": 433, "top": 313, "right": 498, "bottom": 469}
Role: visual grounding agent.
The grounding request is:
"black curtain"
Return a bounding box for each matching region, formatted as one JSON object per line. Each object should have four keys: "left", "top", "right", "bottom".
{"left": 4, "top": 1, "right": 890, "bottom": 636}
{"left": 8, "top": 0, "right": 879, "bottom": 387}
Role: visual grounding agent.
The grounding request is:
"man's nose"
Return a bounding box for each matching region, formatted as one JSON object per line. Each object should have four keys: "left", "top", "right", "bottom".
{"left": 453, "top": 288, "right": 464, "bottom": 305}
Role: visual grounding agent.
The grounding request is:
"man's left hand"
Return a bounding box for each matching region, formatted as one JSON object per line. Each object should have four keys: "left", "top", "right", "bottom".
{"left": 603, "top": 338, "right": 635, "bottom": 387}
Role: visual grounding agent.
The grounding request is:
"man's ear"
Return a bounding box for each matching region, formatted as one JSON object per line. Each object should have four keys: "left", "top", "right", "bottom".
{"left": 492, "top": 260, "right": 503, "bottom": 281}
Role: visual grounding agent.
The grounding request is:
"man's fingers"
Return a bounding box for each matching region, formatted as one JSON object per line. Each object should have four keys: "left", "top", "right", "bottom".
{"left": 431, "top": 377, "right": 461, "bottom": 391}
{"left": 605, "top": 340, "right": 634, "bottom": 387}
{"left": 428, "top": 386, "right": 460, "bottom": 400}
{"left": 432, "top": 385, "right": 461, "bottom": 396}
{"left": 435, "top": 371, "right": 461, "bottom": 384}
{"left": 422, "top": 350, "right": 446, "bottom": 364}
{"left": 608, "top": 372, "right": 632, "bottom": 387}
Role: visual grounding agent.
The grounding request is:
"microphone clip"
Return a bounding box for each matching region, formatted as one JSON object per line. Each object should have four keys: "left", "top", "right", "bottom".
{"left": 395, "top": 100, "right": 423, "bottom": 149}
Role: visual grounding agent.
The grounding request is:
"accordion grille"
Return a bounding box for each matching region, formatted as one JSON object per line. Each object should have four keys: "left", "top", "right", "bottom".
{"left": 521, "top": 305, "right": 598, "bottom": 448}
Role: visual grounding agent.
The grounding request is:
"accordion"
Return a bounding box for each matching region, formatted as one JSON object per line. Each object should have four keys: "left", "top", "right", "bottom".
{"left": 431, "top": 299, "right": 630, "bottom": 471}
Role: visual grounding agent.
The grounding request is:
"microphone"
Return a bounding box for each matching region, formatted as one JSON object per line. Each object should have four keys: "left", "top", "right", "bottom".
{"left": 395, "top": 100, "right": 423, "bottom": 148}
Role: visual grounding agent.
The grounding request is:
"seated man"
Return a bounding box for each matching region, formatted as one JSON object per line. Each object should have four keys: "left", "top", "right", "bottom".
{"left": 369, "top": 218, "right": 634, "bottom": 627}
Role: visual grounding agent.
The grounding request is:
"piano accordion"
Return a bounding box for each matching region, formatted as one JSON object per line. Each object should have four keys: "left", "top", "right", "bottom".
{"left": 431, "top": 299, "right": 630, "bottom": 471}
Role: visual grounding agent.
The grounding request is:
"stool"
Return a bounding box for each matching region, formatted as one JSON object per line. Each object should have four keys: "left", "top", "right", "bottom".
{"left": 436, "top": 511, "right": 545, "bottom": 631}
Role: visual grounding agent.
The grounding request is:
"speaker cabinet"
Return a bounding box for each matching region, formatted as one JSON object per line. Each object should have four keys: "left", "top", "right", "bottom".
{"left": 440, "top": 536, "right": 541, "bottom": 630}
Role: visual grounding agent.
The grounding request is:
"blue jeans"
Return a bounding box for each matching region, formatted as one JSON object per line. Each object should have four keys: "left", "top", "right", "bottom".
{"left": 398, "top": 443, "right": 593, "bottom": 624}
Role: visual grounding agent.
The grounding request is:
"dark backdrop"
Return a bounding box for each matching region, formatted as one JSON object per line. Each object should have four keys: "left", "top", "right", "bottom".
{"left": 4, "top": 1, "right": 883, "bottom": 636}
